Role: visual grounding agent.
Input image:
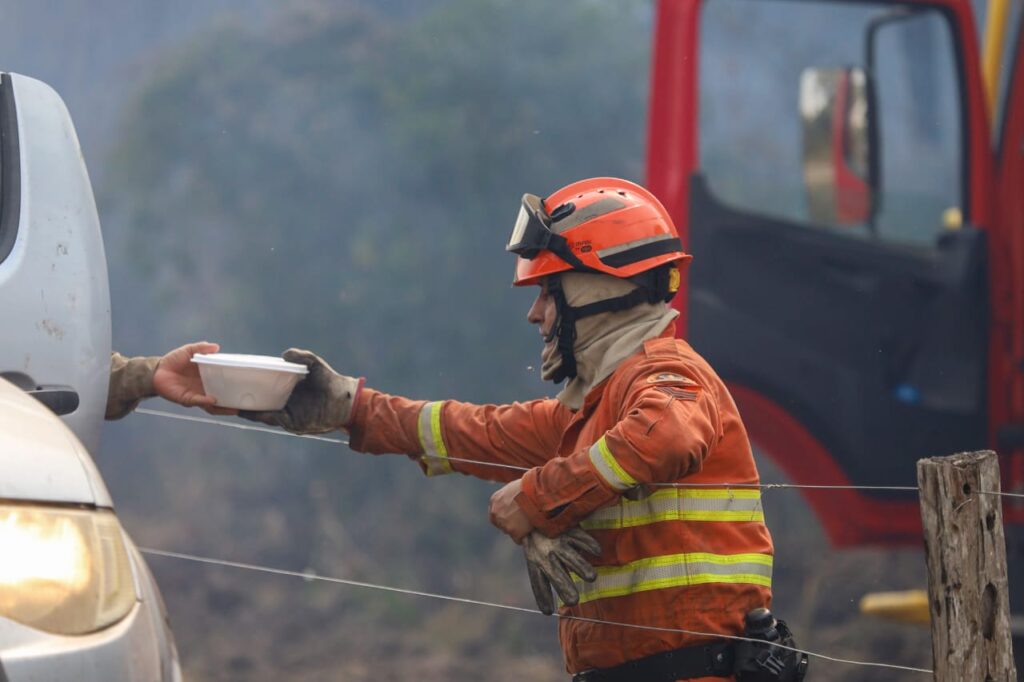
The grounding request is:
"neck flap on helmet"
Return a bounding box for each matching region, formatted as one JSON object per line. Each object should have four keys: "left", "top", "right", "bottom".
{"left": 544, "top": 265, "right": 678, "bottom": 384}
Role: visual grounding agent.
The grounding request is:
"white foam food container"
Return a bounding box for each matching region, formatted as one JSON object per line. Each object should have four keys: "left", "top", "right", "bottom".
{"left": 191, "top": 353, "right": 309, "bottom": 411}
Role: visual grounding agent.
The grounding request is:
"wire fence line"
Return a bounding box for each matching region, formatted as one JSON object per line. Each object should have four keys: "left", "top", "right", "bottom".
{"left": 135, "top": 407, "right": 1021, "bottom": 498}
{"left": 139, "top": 546, "right": 934, "bottom": 676}
{"left": 133, "top": 406, "right": 952, "bottom": 674}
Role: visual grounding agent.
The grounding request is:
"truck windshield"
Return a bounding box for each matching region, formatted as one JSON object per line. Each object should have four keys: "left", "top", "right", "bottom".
{"left": 699, "top": 0, "right": 964, "bottom": 247}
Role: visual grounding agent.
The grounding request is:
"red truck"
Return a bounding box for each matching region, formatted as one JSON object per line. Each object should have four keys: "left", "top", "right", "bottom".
{"left": 648, "top": 0, "right": 1023, "bottom": 590}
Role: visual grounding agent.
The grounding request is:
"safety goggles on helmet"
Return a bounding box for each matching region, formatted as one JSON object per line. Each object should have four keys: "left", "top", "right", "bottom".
{"left": 506, "top": 193, "right": 555, "bottom": 260}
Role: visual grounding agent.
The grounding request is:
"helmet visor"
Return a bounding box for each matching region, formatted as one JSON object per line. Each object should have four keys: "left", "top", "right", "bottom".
{"left": 506, "top": 193, "right": 553, "bottom": 259}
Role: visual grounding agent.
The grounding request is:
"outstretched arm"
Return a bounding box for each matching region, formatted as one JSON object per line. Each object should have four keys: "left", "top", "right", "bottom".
{"left": 349, "top": 389, "right": 571, "bottom": 483}
{"left": 107, "top": 341, "right": 231, "bottom": 419}
{"left": 239, "top": 348, "right": 571, "bottom": 484}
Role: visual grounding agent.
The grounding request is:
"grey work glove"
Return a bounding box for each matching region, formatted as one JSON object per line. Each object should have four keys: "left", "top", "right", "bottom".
{"left": 239, "top": 348, "right": 360, "bottom": 435}
{"left": 522, "top": 528, "right": 601, "bottom": 615}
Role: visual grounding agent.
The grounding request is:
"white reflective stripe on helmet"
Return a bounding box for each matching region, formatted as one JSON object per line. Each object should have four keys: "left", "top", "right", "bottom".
{"left": 570, "top": 551, "right": 773, "bottom": 605}
{"left": 595, "top": 232, "right": 677, "bottom": 259}
{"left": 588, "top": 436, "right": 638, "bottom": 491}
{"left": 552, "top": 196, "right": 625, "bottom": 232}
{"left": 417, "top": 401, "right": 452, "bottom": 476}
{"left": 581, "top": 488, "right": 765, "bottom": 530}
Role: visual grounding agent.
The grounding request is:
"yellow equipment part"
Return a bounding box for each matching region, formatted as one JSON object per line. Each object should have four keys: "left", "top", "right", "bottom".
{"left": 983, "top": 0, "right": 1012, "bottom": 125}
{"left": 859, "top": 589, "right": 930, "bottom": 625}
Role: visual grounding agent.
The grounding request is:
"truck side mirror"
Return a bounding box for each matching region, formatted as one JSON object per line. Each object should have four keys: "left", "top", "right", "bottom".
{"left": 800, "top": 66, "right": 874, "bottom": 227}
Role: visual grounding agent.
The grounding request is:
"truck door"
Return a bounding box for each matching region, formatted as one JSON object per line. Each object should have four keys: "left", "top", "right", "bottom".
{"left": 993, "top": 6, "right": 1024, "bottom": 620}
{"left": 0, "top": 73, "right": 112, "bottom": 454}
{"left": 648, "top": 0, "right": 994, "bottom": 545}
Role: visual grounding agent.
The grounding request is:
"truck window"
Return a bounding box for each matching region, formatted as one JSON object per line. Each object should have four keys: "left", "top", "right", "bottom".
{"left": 0, "top": 74, "right": 18, "bottom": 265}
{"left": 699, "top": 0, "right": 964, "bottom": 247}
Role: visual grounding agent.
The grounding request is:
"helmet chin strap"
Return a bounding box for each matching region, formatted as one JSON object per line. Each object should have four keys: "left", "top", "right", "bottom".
{"left": 546, "top": 275, "right": 578, "bottom": 384}
{"left": 544, "top": 270, "right": 673, "bottom": 384}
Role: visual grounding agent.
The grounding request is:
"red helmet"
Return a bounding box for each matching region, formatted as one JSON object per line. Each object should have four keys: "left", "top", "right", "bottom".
{"left": 507, "top": 177, "right": 691, "bottom": 288}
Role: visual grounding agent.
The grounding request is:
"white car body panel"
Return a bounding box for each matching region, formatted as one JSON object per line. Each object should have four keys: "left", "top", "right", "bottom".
{"left": 1, "top": 559, "right": 182, "bottom": 682}
{"left": 0, "top": 72, "right": 180, "bottom": 682}
{"left": 0, "top": 376, "right": 179, "bottom": 682}
{"left": 0, "top": 377, "right": 111, "bottom": 506}
{"left": 0, "top": 72, "right": 111, "bottom": 454}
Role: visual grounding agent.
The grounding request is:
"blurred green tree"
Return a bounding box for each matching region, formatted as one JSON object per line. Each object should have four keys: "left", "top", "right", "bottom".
{"left": 101, "top": 1, "right": 649, "bottom": 677}
{"left": 107, "top": 0, "right": 649, "bottom": 401}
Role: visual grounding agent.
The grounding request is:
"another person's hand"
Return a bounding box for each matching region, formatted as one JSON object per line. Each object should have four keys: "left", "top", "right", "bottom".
{"left": 153, "top": 341, "right": 236, "bottom": 415}
{"left": 239, "top": 349, "right": 361, "bottom": 434}
{"left": 489, "top": 478, "right": 534, "bottom": 543}
{"left": 522, "top": 528, "right": 601, "bottom": 615}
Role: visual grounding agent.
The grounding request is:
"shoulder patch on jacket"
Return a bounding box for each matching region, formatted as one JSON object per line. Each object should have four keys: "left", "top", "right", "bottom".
{"left": 655, "top": 385, "right": 699, "bottom": 401}
{"left": 646, "top": 372, "right": 698, "bottom": 387}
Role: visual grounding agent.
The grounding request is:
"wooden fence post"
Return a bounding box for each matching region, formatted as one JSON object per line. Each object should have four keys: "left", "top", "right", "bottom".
{"left": 918, "top": 450, "right": 1017, "bottom": 681}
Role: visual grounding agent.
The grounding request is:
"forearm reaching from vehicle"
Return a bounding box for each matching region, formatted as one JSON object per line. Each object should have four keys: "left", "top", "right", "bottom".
{"left": 106, "top": 353, "right": 159, "bottom": 420}
{"left": 153, "top": 342, "right": 235, "bottom": 415}
{"left": 239, "top": 348, "right": 363, "bottom": 434}
{"left": 106, "top": 341, "right": 228, "bottom": 420}
{"left": 522, "top": 528, "right": 601, "bottom": 615}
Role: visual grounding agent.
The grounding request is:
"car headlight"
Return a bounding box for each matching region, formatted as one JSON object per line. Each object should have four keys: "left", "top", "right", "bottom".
{"left": 0, "top": 505, "right": 136, "bottom": 635}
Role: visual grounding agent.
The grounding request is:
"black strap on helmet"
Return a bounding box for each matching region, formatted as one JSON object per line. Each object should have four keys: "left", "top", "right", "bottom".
{"left": 545, "top": 265, "right": 677, "bottom": 383}
{"left": 545, "top": 233, "right": 596, "bottom": 274}
{"left": 545, "top": 275, "right": 578, "bottom": 384}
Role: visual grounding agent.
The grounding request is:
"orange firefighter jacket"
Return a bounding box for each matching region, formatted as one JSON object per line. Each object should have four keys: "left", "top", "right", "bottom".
{"left": 348, "top": 326, "right": 774, "bottom": 676}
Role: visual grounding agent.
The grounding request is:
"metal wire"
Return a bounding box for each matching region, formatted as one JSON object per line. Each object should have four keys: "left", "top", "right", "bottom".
{"left": 140, "top": 546, "right": 934, "bottom": 675}
{"left": 135, "top": 408, "right": 348, "bottom": 445}
{"left": 136, "top": 407, "right": 1023, "bottom": 675}
{"left": 134, "top": 408, "right": 1015, "bottom": 498}
{"left": 653, "top": 482, "right": 921, "bottom": 492}
{"left": 977, "top": 490, "right": 1024, "bottom": 500}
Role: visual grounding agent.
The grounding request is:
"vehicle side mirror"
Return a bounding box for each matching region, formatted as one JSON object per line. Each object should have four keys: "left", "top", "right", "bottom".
{"left": 800, "top": 66, "right": 875, "bottom": 227}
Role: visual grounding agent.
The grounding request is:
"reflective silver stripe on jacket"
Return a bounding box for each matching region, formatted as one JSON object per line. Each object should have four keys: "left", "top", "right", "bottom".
{"left": 588, "top": 436, "right": 637, "bottom": 491}
{"left": 417, "top": 401, "right": 452, "bottom": 476}
{"left": 581, "top": 488, "right": 765, "bottom": 530}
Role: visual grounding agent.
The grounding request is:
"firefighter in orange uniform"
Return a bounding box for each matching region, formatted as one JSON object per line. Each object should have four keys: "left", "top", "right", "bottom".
{"left": 243, "top": 178, "right": 789, "bottom": 681}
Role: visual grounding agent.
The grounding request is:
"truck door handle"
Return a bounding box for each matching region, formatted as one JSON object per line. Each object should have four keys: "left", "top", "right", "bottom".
{"left": 27, "top": 385, "right": 80, "bottom": 416}
{"left": 0, "top": 372, "right": 80, "bottom": 416}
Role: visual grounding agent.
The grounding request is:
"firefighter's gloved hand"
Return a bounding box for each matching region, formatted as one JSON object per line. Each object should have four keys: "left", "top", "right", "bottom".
{"left": 239, "top": 348, "right": 361, "bottom": 435}
{"left": 523, "top": 528, "right": 601, "bottom": 615}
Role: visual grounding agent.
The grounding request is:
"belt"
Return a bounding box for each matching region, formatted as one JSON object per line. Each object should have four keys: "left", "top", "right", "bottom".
{"left": 571, "top": 641, "right": 735, "bottom": 682}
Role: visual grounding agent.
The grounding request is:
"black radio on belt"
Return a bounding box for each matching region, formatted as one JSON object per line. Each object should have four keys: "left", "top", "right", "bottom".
{"left": 571, "top": 608, "right": 808, "bottom": 682}
{"left": 734, "top": 608, "right": 809, "bottom": 682}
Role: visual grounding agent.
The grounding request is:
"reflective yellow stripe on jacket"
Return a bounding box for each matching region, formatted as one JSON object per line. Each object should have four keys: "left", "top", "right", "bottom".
{"left": 588, "top": 436, "right": 638, "bottom": 491}
{"left": 581, "top": 488, "right": 765, "bottom": 530}
{"left": 417, "top": 401, "right": 452, "bottom": 476}
{"left": 571, "top": 551, "right": 773, "bottom": 604}
{"left": 579, "top": 434, "right": 771, "bottom": 603}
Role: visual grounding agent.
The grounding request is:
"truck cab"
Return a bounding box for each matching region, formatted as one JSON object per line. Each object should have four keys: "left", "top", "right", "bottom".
{"left": 648, "top": 0, "right": 1024, "bottom": 620}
